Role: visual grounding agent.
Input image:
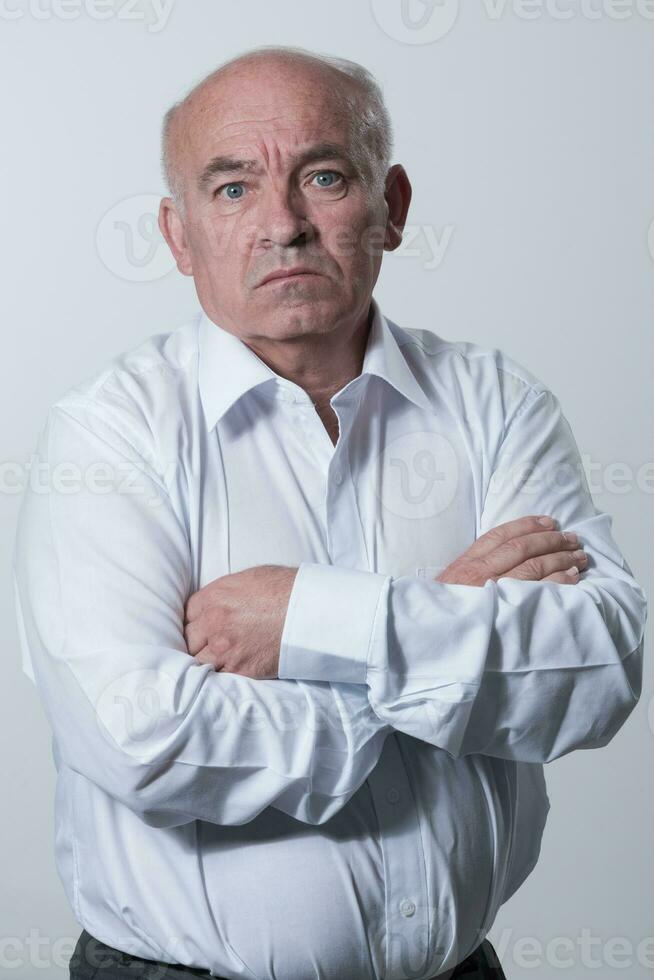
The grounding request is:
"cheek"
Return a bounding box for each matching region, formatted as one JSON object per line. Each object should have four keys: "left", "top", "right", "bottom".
{"left": 188, "top": 225, "right": 252, "bottom": 300}
{"left": 196, "top": 221, "right": 241, "bottom": 266}
{"left": 320, "top": 205, "right": 386, "bottom": 268}
{"left": 185, "top": 206, "right": 245, "bottom": 262}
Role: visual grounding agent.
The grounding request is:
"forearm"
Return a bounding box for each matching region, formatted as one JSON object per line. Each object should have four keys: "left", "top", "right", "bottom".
{"left": 279, "top": 384, "right": 647, "bottom": 762}
{"left": 13, "top": 405, "right": 394, "bottom": 828}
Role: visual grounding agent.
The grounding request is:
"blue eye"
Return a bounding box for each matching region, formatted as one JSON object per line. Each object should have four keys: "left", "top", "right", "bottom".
{"left": 312, "top": 171, "right": 342, "bottom": 188}
{"left": 219, "top": 183, "right": 244, "bottom": 200}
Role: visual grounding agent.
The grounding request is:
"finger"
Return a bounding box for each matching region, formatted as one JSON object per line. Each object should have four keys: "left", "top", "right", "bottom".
{"left": 507, "top": 549, "right": 588, "bottom": 581}
{"left": 184, "top": 590, "right": 206, "bottom": 624}
{"left": 193, "top": 647, "right": 222, "bottom": 670}
{"left": 485, "top": 529, "right": 580, "bottom": 577}
{"left": 466, "top": 516, "right": 559, "bottom": 559}
{"left": 184, "top": 620, "right": 207, "bottom": 656}
{"left": 541, "top": 566, "right": 582, "bottom": 584}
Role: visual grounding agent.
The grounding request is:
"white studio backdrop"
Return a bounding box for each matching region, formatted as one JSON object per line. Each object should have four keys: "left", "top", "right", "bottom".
{"left": 1, "top": 2, "right": 652, "bottom": 978}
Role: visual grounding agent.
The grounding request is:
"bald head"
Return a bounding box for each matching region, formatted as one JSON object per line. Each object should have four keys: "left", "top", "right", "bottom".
{"left": 160, "top": 46, "right": 393, "bottom": 218}
{"left": 156, "top": 44, "right": 411, "bottom": 348}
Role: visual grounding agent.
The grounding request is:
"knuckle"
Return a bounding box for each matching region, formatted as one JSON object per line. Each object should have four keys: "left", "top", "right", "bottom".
{"left": 522, "top": 558, "right": 541, "bottom": 578}
{"left": 206, "top": 605, "right": 225, "bottom": 629}
{"left": 541, "top": 530, "right": 557, "bottom": 546}
{"left": 209, "top": 633, "right": 229, "bottom": 657}
{"left": 184, "top": 624, "right": 198, "bottom": 650}
{"left": 551, "top": 549, "right": 571, "bottom": 567}
{"left": 504, "top": 538, "right": 526, "bottom": 561}
{"left": 480, "top": 525, "right": 506, "bottom": 548}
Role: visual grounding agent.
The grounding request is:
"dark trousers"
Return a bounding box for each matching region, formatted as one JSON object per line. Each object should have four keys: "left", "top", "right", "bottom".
{"left": 69, "top": 928, "right": 508, "bottom": 979}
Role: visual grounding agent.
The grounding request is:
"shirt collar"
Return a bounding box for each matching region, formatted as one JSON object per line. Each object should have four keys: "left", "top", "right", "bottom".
{"left": 198, "top": 295, "right": 433, "bottom": 432}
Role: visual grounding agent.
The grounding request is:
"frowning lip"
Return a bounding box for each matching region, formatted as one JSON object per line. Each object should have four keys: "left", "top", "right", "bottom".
{"left": 258, "top": 267, "right": 322, "bottom": 286}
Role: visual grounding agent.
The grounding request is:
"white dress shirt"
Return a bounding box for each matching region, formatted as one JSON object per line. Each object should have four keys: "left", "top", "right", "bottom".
{"left": 12, "top": 296, "right": 646, "bottom": 980}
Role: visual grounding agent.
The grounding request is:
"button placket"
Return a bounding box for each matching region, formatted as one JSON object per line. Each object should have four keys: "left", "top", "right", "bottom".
{"left": 366, "top": 735, "right": 431, "bottom": 980}
{"left": 326, "top": 460, "right": 362, "bottom": 566}
{"left": 320, "top": 401, "right": 362, "bottom": 566}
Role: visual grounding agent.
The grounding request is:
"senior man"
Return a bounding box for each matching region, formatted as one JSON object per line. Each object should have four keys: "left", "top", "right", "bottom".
{"left": 13, "top": 45, "right": 646, "bottom": 980}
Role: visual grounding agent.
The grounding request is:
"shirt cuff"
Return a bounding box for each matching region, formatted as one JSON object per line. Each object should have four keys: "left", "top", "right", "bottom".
{"left": 278, "top": 562, "right": 389, "bottom": 684}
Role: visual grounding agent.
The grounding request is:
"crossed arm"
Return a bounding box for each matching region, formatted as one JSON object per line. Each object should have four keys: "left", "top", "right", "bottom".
{"left": 185, "top": 385, "right": 646, "bottom": 761}
{"left": 13, "top": 388, "right": 646, "bottom": 829}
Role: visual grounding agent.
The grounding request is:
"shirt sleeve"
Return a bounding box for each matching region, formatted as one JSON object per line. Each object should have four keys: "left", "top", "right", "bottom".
{"left": 278, "top": 384, "right": 647, "bottom": 763}
{"left": 12, "top": 403, "right": 393, "bottom": 829}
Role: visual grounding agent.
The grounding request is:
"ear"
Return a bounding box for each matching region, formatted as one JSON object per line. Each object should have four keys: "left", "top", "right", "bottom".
{"left": 158, "top": 197, "right": 193, "bottom": 276}
{"left": 383, "top": 164, "right": 412, "bottom": 252}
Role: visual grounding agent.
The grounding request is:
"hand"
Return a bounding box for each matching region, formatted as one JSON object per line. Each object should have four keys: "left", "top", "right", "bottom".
{"left": 183, "top": 564, "right": 299, "bottom": 677}
{"left": 435, "top": 515, "right": 588, "bottom": 587}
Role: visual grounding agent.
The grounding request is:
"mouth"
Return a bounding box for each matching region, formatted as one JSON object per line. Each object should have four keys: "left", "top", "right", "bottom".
{"left": 259, "top": 270, "right": 323, "bottom": 287}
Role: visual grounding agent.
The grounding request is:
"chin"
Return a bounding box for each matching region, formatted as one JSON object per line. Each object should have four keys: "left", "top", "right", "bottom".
{"left": 259, "top": 296, "right": 341, "bottom": 332}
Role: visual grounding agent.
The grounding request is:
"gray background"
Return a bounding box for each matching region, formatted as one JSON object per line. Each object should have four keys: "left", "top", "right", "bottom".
{"left": 2, "top": 1, "right": 652, "bottom": 977}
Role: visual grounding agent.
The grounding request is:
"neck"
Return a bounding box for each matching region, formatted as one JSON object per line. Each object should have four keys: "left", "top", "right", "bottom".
{"left": 246, "top": 302, "right": 374, "bottom": 407}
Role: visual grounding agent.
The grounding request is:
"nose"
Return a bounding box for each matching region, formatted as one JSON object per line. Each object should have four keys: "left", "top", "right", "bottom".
{"left": 258, "top": 185, "right": 314, "bottom": 249}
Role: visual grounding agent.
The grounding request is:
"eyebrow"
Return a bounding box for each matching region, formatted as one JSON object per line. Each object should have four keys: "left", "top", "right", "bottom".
{"left": 196, "top": 141, "right": 358, "bottom": 192}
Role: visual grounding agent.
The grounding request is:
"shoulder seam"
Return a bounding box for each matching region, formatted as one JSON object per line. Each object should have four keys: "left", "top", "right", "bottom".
{"left": 94, "top": 339, "right": 198, "bottom": 400}
{"left": 399, "top": 333, "right": 547, "bottom": 397}
{"left": 61, "top": 326, "right": 199, "bottom": 403}
{"left": 501, "top": 385, "right": 549, "bottom": 445}
{"left": 496, "top": 365, "right": 546, "bottom": 398}
{"left": 49, "top": 404, "right": 172, "bottom": 500}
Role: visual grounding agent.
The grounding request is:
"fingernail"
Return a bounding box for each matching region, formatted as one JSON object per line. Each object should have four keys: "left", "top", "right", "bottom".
{"left": 571, "top": 549, "right": 586, "bottom": 560}
{"left": 563, "top": 532, "right": 579, "bottom": 544}
{"left": 538, "top": 516, "right": 556, "bottom": 527}
{"left": 566, "top": 566, "right": 579, "bottom": 577}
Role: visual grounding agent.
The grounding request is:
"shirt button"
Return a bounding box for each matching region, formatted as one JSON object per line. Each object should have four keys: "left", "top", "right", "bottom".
{"left": 399, "top": 899, "right": 416, "bottom": 918}
{"left": 386, "top": 787, "right": 400, "bottom": 804}
{"left": 333, "top": 470, "right": 343, "bottom": 485}
{"left": 280, "top": 389, "right": 294, "bottom": 403}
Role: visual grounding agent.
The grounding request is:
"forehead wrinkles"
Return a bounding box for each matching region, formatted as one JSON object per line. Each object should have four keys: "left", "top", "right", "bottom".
{"left": 186, "top": 123, "right": 364, "bottom": 194}
{"left": 168, "top": 66, "right": 379, "bottom": 204}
